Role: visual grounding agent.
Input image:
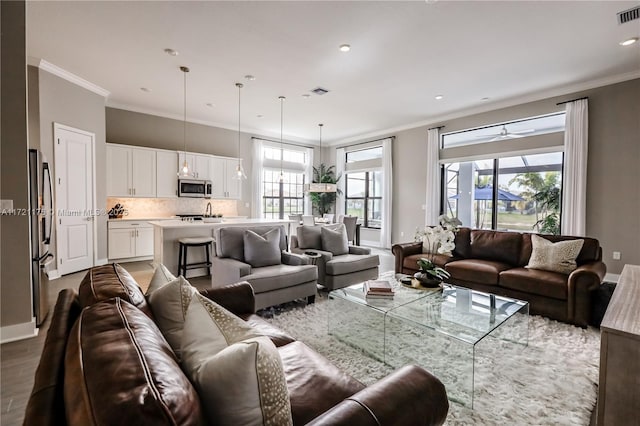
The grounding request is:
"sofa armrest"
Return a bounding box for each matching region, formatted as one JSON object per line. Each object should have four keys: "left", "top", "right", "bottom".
{"left": 567, "top": 260, "right": 607, "bottom": 326}
{"left": 391, "top": 242, "right": 423, "bottom": 273}
{"left": 307, "top": 365, "right": 448, "bottom": 426}
{"left": 199, "top": 281, "right": 256, "bottom": 315}
{"left": 282, "top": 251, "right": 310, "bottom": 266}
{"left": 349, "top": 246, "right": 371, "bottom": 255}
{"left": 211, "top": 257, "right": 251, "bottom": 287}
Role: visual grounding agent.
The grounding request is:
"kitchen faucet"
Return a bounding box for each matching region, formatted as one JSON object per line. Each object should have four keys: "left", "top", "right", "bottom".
{"left": 205, "top": 202, "right": 212, "bottom": 217}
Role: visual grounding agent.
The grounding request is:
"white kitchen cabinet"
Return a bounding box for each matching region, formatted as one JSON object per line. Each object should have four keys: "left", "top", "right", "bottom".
{"left": 178, "top": 152, "right": 212, "bottom": 180}
{"left": 108, "top": 221, "right": 154, "bottom": 260}
{"left": 211, "top": 157, "right": 242, "bottom": 199}
{"left": 107, "top": 144, "right": 156, "bottom": 197}
{"left": 156, "top": 150, "right": 178, "bottom": 197}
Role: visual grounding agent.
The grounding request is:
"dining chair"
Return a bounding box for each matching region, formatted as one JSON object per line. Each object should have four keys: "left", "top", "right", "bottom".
{"left": 341, "top": 216, "right": 358, "bottom": 244}
{"left": 302, "top": 215, "right": 315, "bottom": 226}
{"left": 322, "top": 213, "right": 335, "bottom": 223}
{"left": 288, "top": 214, "right": 302, "bottom": 223}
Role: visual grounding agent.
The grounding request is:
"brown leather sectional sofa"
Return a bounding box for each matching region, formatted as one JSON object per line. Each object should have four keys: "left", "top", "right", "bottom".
{"left": 24, "top": 263, "right": 449, "bottom": 426}
{"left": 392, "top": 228, "right": 606, "bottom": 327}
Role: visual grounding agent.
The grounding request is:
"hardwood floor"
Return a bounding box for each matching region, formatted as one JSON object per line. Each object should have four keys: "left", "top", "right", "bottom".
{"left": 0, "top": 248, "right": 395, "bottom": 425}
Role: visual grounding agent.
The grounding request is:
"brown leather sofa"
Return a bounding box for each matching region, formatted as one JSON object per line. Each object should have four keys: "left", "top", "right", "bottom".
{"left": 24, "top": 263, "right": 449, "bottom": 426}
{"left": 392, "top": 228, "right": 606, "bottom": 327}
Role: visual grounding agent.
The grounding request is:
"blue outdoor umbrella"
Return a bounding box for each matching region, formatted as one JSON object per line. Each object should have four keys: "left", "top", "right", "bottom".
{"left": 450, "top": 185, "right": 524, "bottom": 201}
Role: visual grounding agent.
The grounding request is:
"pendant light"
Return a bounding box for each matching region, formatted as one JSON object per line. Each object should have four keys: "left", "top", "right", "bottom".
{"left": 278, "top": 96, "right": 285, "bottom": 183}
{"left": 178, "top": 66, "right": 192, "bottom": 177}
{"left": 306, "top": 123, "right": 337, "bottom": 193}
{"left": 234, "top": 83, "right": 247, "bottom": 179}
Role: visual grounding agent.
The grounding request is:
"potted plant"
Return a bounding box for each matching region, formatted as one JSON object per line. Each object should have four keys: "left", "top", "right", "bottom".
{"left": 414, "top": 258, "right": 450, "bottom": 287}
{"left": 309, "top": 164, "right": 342, "bottom": 216}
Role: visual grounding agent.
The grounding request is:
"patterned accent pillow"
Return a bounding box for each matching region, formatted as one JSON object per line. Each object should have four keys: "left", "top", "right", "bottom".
{"left": 145, "top": 263, "right": 176, "bottom": 295}
{"left": 244, "top": 228, "right": 282, "bottom": 268}
{"left": 526, "top": 234, "right": 584, "bottom": 274}
{"left": 181, "top": 294, "right": 292, "bottom": 425}
{"left": 321, "top": 224, "right": 349, "bottom": 255}
{"left": 147, "top": 276, "right": 197, "bottom": 359}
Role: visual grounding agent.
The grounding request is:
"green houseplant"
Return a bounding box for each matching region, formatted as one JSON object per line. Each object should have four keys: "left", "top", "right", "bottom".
{"left": 415, "top": 258, "right": 451, "bottom": 287}
{"left": 309, "top": 164, "right": 342, "bottom": 216}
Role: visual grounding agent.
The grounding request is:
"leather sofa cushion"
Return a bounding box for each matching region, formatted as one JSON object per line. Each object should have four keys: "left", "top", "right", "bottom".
{"left": 326, "top": 254, "right": 379, "bottom": 275}
{"left": 452, "top": 227, "right": 472, "bottom": 259}
{"left": 78, "top": 263, "right": 152, "bottom": 317}
{"left": 519, "top": 233, "right": 601, "bottom": 266}
{"left": 445, "top": 259, "right": 512, "bottom": 286}
{"left": 470, "top": 230, "right": 521, "bottom": 266}
{"left": 403, "top": 253, "right": 452, "bottom": 272}
{"left": 499, "top": 267, "right": 568, "bottom": 300}
{"left": 240, "top": 314, "right": 297, "bottom": 347}
{"left": 245, "top": 264, "right": 318, "bottom": 293}
{"left": 64, "top": 298, "right": 202, "bottom": 426}
{"left": 279, "top": 341, "right": 365, "bottom": 425}
{"left": 215, "top": 225, "right": 287, "bottom": 261}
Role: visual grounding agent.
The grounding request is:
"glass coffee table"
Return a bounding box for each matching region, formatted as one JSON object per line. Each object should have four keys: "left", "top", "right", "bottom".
{"left": 328, "top": 277, "right": 529, "bottom": 408}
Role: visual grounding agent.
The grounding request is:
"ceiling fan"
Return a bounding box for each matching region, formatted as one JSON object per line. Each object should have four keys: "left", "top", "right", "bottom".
{"left": 476, "top": 125, "right": 535, "bottom": 141}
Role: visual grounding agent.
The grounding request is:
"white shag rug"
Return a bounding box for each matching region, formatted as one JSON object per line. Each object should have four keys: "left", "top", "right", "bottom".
{"left": 264, "top": 293, "right": 601, "bottom": 425}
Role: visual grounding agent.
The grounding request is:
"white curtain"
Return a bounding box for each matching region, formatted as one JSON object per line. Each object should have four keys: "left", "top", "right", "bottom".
{"left": 380, "top": 139, "right": 393, "bottom": 248}
{"left": 561, "top": 99, "right": 588, "bottom": 236}
{"left": 305, "top": 147, "right": 314, "bottom": 214}
{"left": 425, "top": 128, "right": 441, "bottom": 226}
{"left": 335, "top": 147, "right": 346, "bottom": 217}
{"left": 251, "top": 139, "right": 264, "bottom": 218}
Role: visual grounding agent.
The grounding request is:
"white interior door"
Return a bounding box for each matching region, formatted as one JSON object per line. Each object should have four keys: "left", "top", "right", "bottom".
{"left": 55, "top": 124, "right": 95, "bottom": 275}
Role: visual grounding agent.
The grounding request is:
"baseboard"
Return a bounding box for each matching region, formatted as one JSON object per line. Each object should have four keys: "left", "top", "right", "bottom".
{"left": 0, "top": 319, "right": 38, "bottom": 344}
{"left": 108, "top": 256, "right": 153, "bottom": 264}
{"left": 604, "top": 273, "right": 620, "bottom": 283}
{"left": 95, "top": 258, "right": 109, "bottom": 266}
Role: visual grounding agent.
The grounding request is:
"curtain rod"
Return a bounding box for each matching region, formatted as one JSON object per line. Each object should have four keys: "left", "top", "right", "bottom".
{"left": 556, "top": 96, "right": 588, "bottom": 106}
{"left": 428, "top": 125, "right": 445, "bottom": 131}
{"left": 338, "top": 135, "right": 395, "bottom": 149}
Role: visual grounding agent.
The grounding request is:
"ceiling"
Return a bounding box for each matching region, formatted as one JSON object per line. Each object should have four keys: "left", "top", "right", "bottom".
{"left": 26, "top": 1, "right": 640, "bottom": 144}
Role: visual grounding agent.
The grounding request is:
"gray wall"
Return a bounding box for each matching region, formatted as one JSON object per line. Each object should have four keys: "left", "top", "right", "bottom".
{"left": 106, "top": 107, "right": 319, "bottom": 217}
{"left": 1, "top": 0, "right": 33, "bottom": 328}
{"left": 33, "top": 68, "right": 107, "bottom": 263}
{"left": 334, "top": 78, "right": 640, "bottom": 275}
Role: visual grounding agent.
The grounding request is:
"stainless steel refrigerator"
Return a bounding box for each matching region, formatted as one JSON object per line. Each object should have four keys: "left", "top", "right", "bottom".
{"left": 29, "top": 149, "right": 54, "bottom": 326}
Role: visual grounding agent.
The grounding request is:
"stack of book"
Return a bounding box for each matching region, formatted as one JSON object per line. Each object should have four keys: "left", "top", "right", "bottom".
{"left": 364, "top": 280, "right": 395, "bottom": 299}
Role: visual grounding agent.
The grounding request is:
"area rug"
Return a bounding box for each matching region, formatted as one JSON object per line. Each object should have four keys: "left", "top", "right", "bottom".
{"left": 264, "top": 292, "right": 601, "bottom": 425}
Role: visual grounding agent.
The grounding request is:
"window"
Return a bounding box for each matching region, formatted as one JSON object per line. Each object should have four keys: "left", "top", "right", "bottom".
{"left": 261, "top": 144, "right": 308, "bottom": 219}
{"left": 345, "top": 170, "right": 382, "bottom": 228}
{"left": 441, "top": 114, "right": 565, "bottom": 234}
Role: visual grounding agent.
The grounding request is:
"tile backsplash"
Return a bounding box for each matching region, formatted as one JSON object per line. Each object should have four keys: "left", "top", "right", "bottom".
{"left": 106, "top": 197, "right": 239, "bottom": 218}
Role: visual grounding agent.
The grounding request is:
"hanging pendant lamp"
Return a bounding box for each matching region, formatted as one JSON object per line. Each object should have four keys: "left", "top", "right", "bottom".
{"left": 178, "top": 66, "right": 192, "bottom": 177}
{"left": 306, "top": 123, "right": 337, "bottom": 193}
{"left": 278, "top": 96, "right": 285, "bottom": 183}
{"left": 234, "top": 82, "right": 247, "bottom": 179}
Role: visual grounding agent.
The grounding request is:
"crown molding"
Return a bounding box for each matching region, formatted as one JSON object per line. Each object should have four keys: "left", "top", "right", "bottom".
{"left": 331, "top": 70, "right": 640, "bottom": 146}
{"left": 29, "top": 58, "right": 110, "bottom": 98}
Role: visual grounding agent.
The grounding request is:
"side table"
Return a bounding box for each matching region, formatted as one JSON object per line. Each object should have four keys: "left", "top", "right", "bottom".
{"left": 303, "top": 250, "right": 322, "bottom": 265}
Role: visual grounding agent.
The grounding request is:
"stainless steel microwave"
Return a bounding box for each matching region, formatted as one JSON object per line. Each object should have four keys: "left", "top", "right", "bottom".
{"left": 178, "top": 179, "right": 212, "bottom": 198}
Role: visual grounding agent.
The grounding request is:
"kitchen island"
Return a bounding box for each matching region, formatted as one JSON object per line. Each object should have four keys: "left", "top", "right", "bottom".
{"left": 149, "top": 218, "right": 294, "bottom": 279}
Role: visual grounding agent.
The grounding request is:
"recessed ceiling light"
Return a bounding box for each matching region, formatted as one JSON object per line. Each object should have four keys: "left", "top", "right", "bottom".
{"left": 481, "top": 97, "right": 490, "bottom": 101}
{"left": 140, "top": 87, "right": 151, "bottom": 92}
{"left": 206, "top": 103, "right": 215, "bottom": 107}
{"left": 244, "top": 74, "right": 256, "bottom": 81}
{"left": 257, "top": 114, "right": 263, "bottom": 118}
{"left": 435, "top": 95, "right": 444, "bottom": 100}
{"left": 339, "top": 44, "right": 351, "bottom": 52}
{"left": 302, "top": 94, "right": 310, "bottom": 99}
{"left": 620, "top": 37, "right": 638, "bottom": 46}
{"left": 164, "top": 48, "right": 179, "bottom": 56}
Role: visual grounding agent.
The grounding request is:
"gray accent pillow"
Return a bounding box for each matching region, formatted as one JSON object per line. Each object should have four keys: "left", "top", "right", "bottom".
{"left": 321, "top": 224, "right": 349, "bottom": 255}
{"left": 243, "top": 227, "right": 281, "bottom": 268}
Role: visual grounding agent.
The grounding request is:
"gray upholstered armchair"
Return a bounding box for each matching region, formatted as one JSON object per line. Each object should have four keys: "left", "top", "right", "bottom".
{"left": 290, "top": 224, "right": 379, "bottom": 290}
{"left": 211, "top": 225, "right": 318, "bottom": 310}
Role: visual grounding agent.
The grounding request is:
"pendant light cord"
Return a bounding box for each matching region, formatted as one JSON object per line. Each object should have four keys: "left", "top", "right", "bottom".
{"left": 183, "top": 70, "right": 187, "bottom": 155}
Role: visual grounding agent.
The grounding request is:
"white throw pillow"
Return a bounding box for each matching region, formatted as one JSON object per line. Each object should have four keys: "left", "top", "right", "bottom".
{"left": 147, "top": 276, "right": 196, "bottom": 359}
{"left": 181, "top": 293, "right": 292, "bottom": 426}
{"left": 526, "top": 234, "right": 584, "bottom": 274}
{"left": 145, "top": 264, "right": 177, "bottom": 295}
{"left": 190, "top": 336, "right": 293, "bottom": 426}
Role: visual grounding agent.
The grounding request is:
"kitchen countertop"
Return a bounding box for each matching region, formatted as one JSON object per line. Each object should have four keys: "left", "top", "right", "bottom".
{"left": 108, "top": 217, "right": 175, "bottom": 222}
{"left": 148, "top": 218, "right": 293, "bottom": 228}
